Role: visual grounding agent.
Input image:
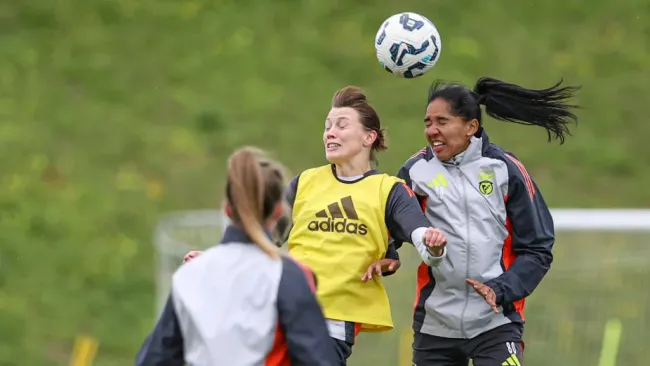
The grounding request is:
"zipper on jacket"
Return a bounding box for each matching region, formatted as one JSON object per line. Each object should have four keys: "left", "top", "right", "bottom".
{"left": 458, "top": 166, "right": 471, "bottom": 339}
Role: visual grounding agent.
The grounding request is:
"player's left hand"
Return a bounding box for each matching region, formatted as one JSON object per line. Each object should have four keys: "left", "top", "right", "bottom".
{"left": 466, "top": 279, "right": 499, "bottom": 313}
{"left": 361, "top": 259, "right": 401, "bottom": 282}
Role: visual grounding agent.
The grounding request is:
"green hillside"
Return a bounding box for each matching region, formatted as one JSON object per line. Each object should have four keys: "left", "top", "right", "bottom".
{"left": 1, "top": 0, "right": 648, "bottom": 365}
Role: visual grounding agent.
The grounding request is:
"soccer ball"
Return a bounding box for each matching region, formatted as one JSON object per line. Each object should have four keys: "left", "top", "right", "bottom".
{"left": 374, "top": 12, "right": 442, "bottom": 78}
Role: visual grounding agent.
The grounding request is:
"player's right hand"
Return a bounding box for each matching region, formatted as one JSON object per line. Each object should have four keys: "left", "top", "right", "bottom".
{"left": 423, "top": 228, "right": 447, "bottom": 257}
{"left": 361, "top": 258, "right": 401, "bottom": 282}
{"left": 183, "top": 250, "right": 203, "bottom": 263}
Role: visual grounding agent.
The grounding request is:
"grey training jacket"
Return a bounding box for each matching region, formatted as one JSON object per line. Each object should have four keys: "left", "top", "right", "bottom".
{"left": 397, "top": 129, "right": 555, "bottom": 339}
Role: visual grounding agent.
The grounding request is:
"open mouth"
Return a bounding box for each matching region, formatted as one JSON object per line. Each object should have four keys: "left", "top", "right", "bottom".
{"left": 432, "top": 140, "right": 446, "bottom": 153}
{"left": 326, "top": 143, "right": 341, "bottom": 149}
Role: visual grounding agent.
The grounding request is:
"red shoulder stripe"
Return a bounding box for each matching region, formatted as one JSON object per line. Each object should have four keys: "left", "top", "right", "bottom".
{"left": 410, "top": 148, "right": 427, "bottom": 158}
{"left": 401, "top": 182, "right": 415, "bottom": 198}
{"left": 505, "top": 154, "right": 535, "bottom": 201}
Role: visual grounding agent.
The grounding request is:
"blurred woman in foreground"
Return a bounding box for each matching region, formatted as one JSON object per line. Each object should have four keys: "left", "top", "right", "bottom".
{"left": 136, "top": 147, "right": 336, "bottom": 366}
{"left": 186, "top": 86, "right": 449, "bottom": 365}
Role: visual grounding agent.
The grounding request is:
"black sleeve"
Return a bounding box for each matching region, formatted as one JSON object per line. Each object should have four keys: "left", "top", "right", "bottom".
{"left": 285, "top": 174, "right": 300, "bottom": 209}
{"left": 274, "top": 215, "right": 292, "bottom": 247}
{"left": 135, "top": 296, "right": 185, "bottom": 366}
{"left": 484, "top": 155, "right": 555, "bottom": 305}
{"left": 396, "top": 162, "right": 413, "bottom": 186}
{"left": 385, "top": 242, "right": 399, "bottom": 260}
{"left": 379, "top": 170, "right": 412, "bottom": 277}
{"left": 396, "top": 161, "right": 430, "bottom": 230}
{"left": 384, "top": 182, "right": 431, "bottom": 247}
{"left": 277, "top": 257, "right": 336, "bottom": 366}
{"left": 275, "top": 175, "right": 300, "bottom": 247}
{"left": 380, "top": 241, "right": 400, "bottom": 277}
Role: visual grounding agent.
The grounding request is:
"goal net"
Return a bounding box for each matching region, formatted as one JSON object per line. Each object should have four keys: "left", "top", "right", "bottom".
{"left": 153, "top": 209, "right": 650, "bottom": 366}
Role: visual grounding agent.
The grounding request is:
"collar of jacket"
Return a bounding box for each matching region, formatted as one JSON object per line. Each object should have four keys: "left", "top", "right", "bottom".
{"left": 440, "top": 128, "right": 491, "bottom": 166}
{"left": 221, "top": 225, "right": 273, "bottom": 245}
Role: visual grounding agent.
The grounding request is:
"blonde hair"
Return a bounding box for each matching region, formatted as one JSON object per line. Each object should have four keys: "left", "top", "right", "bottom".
{"left": 226, "top": 147, "right": 287, "bottom": 259}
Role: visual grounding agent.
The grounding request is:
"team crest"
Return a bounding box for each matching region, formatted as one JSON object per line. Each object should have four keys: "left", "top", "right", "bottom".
{"left": 478, "top": 180, "right": 493, "bottom": 195}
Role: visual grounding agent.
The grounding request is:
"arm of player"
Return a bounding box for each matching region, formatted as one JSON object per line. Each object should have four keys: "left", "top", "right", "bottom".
{"left": 135, "top": 295, "right": 185, "bottom": 366}
{"left": 380, "top": 241, "right": 400, "bottom": 277}
{"left": 394, "top": 157, "right": 432, "bottom": 234}
{"left": 484, "top": 155, "right": 554, "bottom": 306}
{"left": 274, "top": 174, "right": 300, "bottom": 247}
{"left": 277, "top": 257, "right": 337, "bottom": 366}
{"left": 362, "top": 238, "right": 401, "bottom": 281}
{"left": 385, "top": 182, "right": 447, "bottom": 267}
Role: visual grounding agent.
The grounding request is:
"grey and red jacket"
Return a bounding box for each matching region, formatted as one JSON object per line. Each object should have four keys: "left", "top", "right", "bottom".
{"left": 396, "top": 129, "right": 555, "bottom": 339}
{"left": 135, "top": 226, "right": 337, "bottom": 366}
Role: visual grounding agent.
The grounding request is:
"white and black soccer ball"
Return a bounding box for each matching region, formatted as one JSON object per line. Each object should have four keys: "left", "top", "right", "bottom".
{"left": 374, "top": 12, "right": 442, "bottom": 78}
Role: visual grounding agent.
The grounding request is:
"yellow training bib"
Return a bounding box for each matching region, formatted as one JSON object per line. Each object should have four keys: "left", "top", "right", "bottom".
{"left": 288, "top": 165, "right": 401, "bottom": 332}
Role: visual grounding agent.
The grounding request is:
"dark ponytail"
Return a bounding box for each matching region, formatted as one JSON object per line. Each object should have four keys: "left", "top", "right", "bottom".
{"left": 427, "top": 77, "right": 580, "bottom": 144}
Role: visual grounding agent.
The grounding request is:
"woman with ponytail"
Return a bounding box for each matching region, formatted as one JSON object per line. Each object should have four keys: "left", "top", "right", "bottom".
{"left": 398, "top": 77, "right": 580, "bottom": 366}
{"left": 136, "top": 147, "right": 337, "bottom": 366}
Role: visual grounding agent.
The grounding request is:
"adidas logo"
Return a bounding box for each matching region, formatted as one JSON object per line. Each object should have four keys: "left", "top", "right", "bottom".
{"left": 308, "top": 196, "right": 368, "bottom": 235}
{"left": 501, "top": 354, "right": 521, "bottom": 366}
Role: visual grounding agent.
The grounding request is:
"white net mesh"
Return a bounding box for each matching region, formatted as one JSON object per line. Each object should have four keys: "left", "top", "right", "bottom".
{"left": 153, "top": 210, "right": 230, "bottom": 315}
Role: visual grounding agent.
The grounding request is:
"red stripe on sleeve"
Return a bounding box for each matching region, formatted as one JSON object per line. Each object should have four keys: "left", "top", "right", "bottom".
{"left": 504, "top": 154, "right": 535, "bottom": 201}
{"left": 401, "top": 182, "right": 415, "bottom": 198}
{"left": 410, "top": 148, "right": 427, "bottom": 158}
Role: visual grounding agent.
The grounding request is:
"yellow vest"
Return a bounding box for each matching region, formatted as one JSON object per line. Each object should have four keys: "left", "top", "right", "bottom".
{"left": 288, "top": 165, "right": 402, "bottom": 332}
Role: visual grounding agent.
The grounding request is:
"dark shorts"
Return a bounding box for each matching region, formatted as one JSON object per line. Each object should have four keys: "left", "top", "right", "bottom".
{"left": 329, "top": 320, "right": 358, "bottom": 365}
{"left": 413, "top": 323, "right": 525, "bottom": 366}
{"left": 332, "top": 337, "right": 354, "bottom": 366}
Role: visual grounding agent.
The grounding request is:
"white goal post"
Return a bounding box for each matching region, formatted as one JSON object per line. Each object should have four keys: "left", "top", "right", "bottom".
{"left": 550, "top": 209, "right": 650, "bottom": 231}
{"left": 153, "top": 209, "right": 650, "bottom": 313}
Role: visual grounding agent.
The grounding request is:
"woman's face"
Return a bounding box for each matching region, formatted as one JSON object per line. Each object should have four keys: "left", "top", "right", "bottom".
{"left": 323, "top": 107, "right": 373, "bottom": 165}
{"left": 424, "top": 98, "right": 478, "bottom": 161}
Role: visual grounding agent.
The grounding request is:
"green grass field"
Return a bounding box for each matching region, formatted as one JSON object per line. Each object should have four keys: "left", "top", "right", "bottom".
{"left": 1, "top": 0, "right": 648, "bottom": 364}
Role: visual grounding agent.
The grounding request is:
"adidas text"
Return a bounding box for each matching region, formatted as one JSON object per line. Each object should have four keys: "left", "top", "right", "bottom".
{"left": 307, "top": 218, "right": 368, "bottom": 235}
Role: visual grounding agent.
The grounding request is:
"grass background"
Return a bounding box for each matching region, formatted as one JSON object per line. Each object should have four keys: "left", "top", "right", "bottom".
{"left": 0, "top": 0, "right": 648, "bottom": 364}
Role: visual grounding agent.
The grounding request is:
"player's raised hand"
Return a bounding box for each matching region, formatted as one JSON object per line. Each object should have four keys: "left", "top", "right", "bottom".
{"left": 183, "top": 250, "right": 203, "bottom": 263}
{"left": 361, "top": 259, "right": 401, "bottom": 282}
{"left": 423, "top": 227, "right": 446, "bottom": 257}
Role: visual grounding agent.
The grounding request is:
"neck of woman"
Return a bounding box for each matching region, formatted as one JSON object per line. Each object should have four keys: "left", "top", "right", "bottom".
{"left": 443, "top": 140, "right": 472, "bottom": 164}
{"left": 334, "top": 156, "right": 371, "bottom": 177}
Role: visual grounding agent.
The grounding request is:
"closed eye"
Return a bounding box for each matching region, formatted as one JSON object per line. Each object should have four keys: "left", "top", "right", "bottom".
{"left": 425, "top": 116, "right": 449, "bottom": 126}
